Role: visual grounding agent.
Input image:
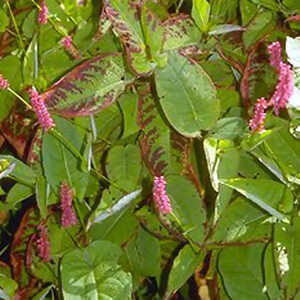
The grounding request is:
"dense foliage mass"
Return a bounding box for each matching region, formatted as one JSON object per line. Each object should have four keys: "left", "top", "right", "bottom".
{"left": 0, "top": 0, "right": 300, "bottom": 299}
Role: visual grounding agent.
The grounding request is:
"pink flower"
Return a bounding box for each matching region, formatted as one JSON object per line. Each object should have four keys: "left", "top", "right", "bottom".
{"left": 60, "top": 182, "right": 77, "bottom": 227}
{"left": 153, "top": 176, "right": 172, "bottom": 215}
{"left": 28, "top": 87, "right": 55, "bottom": 131}
{"left": 61, "top": 36, "right": 81, "bottom": 60}
{"left": 267, "top": 41, "right": 294, "bottom": 114}
{"left": 249, "top": 98, "right": 268, "bottom": 132}
{"left": 0, "top": 74, "right": 9, "bottom": 89}
{"left": 62, "top": 36, "right": 73, "bottom": 49}
{"left": 269, "top": 62, "right": 294, "bottom": 115}
{"left": 38, "top": 1, "right": 49, "bottom": 25}
{"left": 37, "top": 223, "right": 51, "bottom": 262}
{"left": 268, "top": 41, "right": 282, "bottom": 70}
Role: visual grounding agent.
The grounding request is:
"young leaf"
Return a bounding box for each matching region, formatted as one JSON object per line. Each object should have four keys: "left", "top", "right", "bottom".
{"left": 155, "top": 51, "right": 220, "bottom": 137}
{"left": 104, "top": 0, "right": 152, "bottom": 75}
{"left": 192, "top": 0, "right": 210, "bottom": 32}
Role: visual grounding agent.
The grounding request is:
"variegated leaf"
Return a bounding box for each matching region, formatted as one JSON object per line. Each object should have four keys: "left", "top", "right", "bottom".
{"left": 162, "top": 14, "right": 202, "bottom": 52}
{"left": 137, "top": 84, "right": 204, "bottom": 199}
{"left": 42, "top": 53, "right": 132, "bottom": 117}
{"left": 141, "top": 1, "right": 167, "bottom": 67}
{"left": 137, "top": 84, "right": 170, "bottom": 176}
{"left": 104, "top": 0, "right": 153, "bottom": 75}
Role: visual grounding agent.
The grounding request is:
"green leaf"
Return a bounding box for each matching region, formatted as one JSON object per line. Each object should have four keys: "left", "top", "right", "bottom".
{"left": 0, "top": 56, "right": 22, "bottom": 121}
{"left": 155, "top": 51, "right": 220, "bottom": 137}
{"left": 167, "top": 244, "right": 204, "bottom": 296}
{"left": 89, "top": 190, "right": 140, "bottom": 245}
{"left": 166, "top": 174, "right": 205, "bottom": 243}
{"left": 264, "top": 118, "right": 300, "bottom": 184}
{"left": 141, "top": 1, "right": 167, "bottom": 67}
{"left": 218, "top": 244, "right": 268, "bottom": 300}
{"left": 22, "top": 10, "right": 37, "bottom": 38}
{"left": 125, "top": 228, "right": 161, "bottom": 277}
{"left": 192, "top": 0, "right": 210, "bottom": 32}
{"left": 32, "top": 285, "right": 54, "bottom": 300}
{"left": 212, "top": 196, "right": 268, "bottom": 243}
{"left": 106, "top": 144, "right": 141, "bottom": 192}
{"left": 263, "top": 244, "right": 281, "bottom": 300}
{"left": 240, "top": 0, "right": 258, "bottom": 25}
{"left": 162, "top": 15, "right": 202, "bottom": 52}
{"left": 243, "top": 11, "right": 275, "bottom": 49}
{"left": 0, "top": 263, "right": 17, "bottom": 299}
{"left": 6, "top": 184, "right": 33, "bottom": 209}
{"left": 42, "top": 54, "right": 132, "bottom": 117}
{"left": 222, "top": 178, "right": 292, "bottom": 219}
{"left": 36, "top": 176, "right": 49, "bottom": 219}
{"left": 61, "top": 240, "right": 132, "bottom": 300}
{"left": 42, "top": 116, "right": 89, "bottom": 199}
{"left": 0, "top": 9, "right": 9, "bottom": 32}
{"left": 118, "top": 92, "right": 139, "bottom": 138}
{"left": 250, "top": 0, "right": 280, "bottom": 11}
{"left": 210, "top": 117, "right": 247, "bottom": 140}
{"left": 274, "top": 218, "right": 300, "bottom": 298}
{"left": 105, "top": 0, "right": 152, "bottom": 75}
{"left": 0, "top": 155, "right": 36, "bottom": 186}
{"left": 23, "top": 34, "right": 37, "bottom": 86}
{"left": 203, "top": 139, "right": 240, "bottom": 218}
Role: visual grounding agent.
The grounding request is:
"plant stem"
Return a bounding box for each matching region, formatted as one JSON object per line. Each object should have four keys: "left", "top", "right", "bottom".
{"left": 5, "top": 0, "right": 25, "bottom": 50}
{"left": 49, "top": 128, "right": 88, "bottom": 171}
{"left": 7, "top": 87, "right": 32, "bottom": 109}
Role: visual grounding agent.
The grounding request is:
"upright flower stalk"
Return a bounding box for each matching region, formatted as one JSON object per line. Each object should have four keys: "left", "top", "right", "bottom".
{"left": 38, "top": 0, "right": 49, "bottom": 25}
{"left": 61, "top": 36, "right": 81, "bottom": 60}
{"left": 153, "top": 176, "right": 172, "bottom": 215}
{"left": 37, "top": 223, "right": 51, "bottom": 262}
{"left": 249, "top": 41, "right": 294, "bottom": 132}
{"left": 60, "top": 182, "right": 77, "bottom": 227}
{"left": 267, "top": 42, "right": 294, "bottom": 115}
{"left": 249, "top": 98, "right": 268, "bottom": 132}
{"left": 28, "top": 87, "right": 55, "bottom": 131}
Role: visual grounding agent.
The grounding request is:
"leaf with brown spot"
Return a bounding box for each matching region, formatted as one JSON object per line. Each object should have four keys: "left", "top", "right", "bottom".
{"left": 162, "top": 14, "right": 202, "bottom": 52}
{"left": 137, "top": 84, "right": 204, "bottom": 200}
{"left": 42, "top": 53, "right": 133, "bottom": 117}
{"left": 104, "top": 0, "right": 153, "bottom": 75}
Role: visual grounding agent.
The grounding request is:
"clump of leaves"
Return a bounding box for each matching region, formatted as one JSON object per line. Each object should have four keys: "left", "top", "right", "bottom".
{"left": 0, "top": 0, "right": 300, "bottom": 299}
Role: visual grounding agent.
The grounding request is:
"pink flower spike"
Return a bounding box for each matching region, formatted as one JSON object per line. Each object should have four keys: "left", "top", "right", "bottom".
{"left": 153, "top": 176, "right": 172, "bottom": 215}
{"left": 0, "top": 74, "right": 9, "bottom": 90}
{"left": 62, "top": 35, "right": 73, "bottom": 49}
{"left": 60, "top": 182, "right": 77, "bottom": 227}
{"left": 28, "top": 87, "right": 55, "bottom": 131}
{"left": 269, "top": 62, "right": 294, "bottom": 115}
{"left": 249, "top": 97, "right": 268, "bottom": 132}
{"left": 268, "top": 41, "right": 282, "bottom": 70}
{"left": 61, "top": 36, "right": 81, "bottom": 60}
{"left": 38, "top": 1, "right": 49, "bottom": 25}
{"left": 37, "top": 223, "right": 51, "bottom": 262}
